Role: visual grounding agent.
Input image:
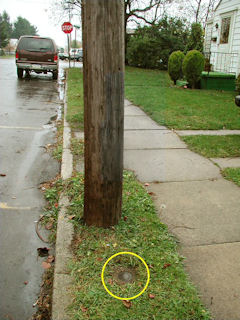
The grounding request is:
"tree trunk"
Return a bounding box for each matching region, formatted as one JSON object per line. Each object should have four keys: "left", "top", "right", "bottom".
{"left": 82, "top": 0, "right": 124, "bottom": 227}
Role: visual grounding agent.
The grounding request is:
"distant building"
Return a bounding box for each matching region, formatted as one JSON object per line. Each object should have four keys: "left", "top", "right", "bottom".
{"left": 204, "top": 0, "right": 240, "bottom": 75}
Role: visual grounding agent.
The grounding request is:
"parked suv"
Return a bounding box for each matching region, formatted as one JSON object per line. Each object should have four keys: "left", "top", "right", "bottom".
{"left": 15, "top": 36, "right": 59, "bottom": 79}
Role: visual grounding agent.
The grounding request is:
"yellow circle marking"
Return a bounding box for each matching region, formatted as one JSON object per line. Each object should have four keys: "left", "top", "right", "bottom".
{"left": 101, "top": 251, "right": 150, "bottom": 300}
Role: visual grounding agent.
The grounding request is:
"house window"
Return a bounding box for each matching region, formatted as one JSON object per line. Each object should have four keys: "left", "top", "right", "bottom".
{"left": 220, "top": 17, "right": 231, "bottom": 44}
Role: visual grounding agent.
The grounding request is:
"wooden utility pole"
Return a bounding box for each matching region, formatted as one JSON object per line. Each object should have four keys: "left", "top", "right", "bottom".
{"left": 82, "top": 0, "right": 124, "bottom": 227}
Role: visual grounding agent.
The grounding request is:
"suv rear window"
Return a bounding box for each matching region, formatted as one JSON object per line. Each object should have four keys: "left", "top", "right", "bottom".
{"left": 18, "top": 38, "right": 54, "bottom": 52}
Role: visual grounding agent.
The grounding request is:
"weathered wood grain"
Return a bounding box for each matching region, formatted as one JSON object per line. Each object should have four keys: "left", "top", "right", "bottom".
{"left": 82, "top": 0, "right": 124, "bottom": 227}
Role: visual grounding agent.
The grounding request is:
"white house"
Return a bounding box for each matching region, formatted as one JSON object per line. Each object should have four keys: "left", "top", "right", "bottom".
{"left": 204, "top": 0, "right": 240, "bottom": 75}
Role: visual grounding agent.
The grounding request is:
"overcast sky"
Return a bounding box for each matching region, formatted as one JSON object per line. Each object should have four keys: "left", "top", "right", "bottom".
{"left": 0, "top": 0, "right": 82, "bottom": 48}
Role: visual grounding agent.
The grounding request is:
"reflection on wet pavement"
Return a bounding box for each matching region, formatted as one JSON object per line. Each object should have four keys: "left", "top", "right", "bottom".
{"left": 0, "top": 58, "right": 67, "bottom": 319}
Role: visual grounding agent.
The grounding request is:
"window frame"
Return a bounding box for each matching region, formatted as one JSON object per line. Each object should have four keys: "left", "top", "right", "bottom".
{"left": 220, "top": 16, "right": 231, "bottom": 44}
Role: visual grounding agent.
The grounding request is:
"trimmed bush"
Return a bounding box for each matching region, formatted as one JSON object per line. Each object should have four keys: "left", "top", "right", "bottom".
{"left": 182, "top": 50, "right": 205, "bottom": 89}
{"left": 168, "top": 51, "right": 185, "bottom": 85}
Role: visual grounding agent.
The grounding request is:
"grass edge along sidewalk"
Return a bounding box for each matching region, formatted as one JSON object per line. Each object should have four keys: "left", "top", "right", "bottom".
{"left": 59, "top": 67, "right": 211, "bottom": 319}
{"left": 125, "top": 66, "right": 239, "bottom": 130}
{"left": 180, "top": 135, "right": 240, "bottom": 188}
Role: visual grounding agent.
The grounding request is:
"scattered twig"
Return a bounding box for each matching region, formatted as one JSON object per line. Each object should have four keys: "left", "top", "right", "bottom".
{"left": 35, "top": 216, "right": 49, "bottom": 243}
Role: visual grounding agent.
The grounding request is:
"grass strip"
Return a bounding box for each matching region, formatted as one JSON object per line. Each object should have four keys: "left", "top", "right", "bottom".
{"left": 64, "top": 68, "right": 211, "bottom": 319}
{"left": 222, "top": 168, "right": 240, "bottom": 187}
{"left": 125, "top": 66, "right": 240, "bottom": 130}
{"left": 181, "top": 135, "right": 240, "bottom": 158}
{"left": 66, "top": 68, "right": 84, "bottom": 130}
{"left": 65, "top": 171, "right": 210, "bottom": 320}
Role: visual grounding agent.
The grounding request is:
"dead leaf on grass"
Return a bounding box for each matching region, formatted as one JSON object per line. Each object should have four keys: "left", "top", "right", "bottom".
{"left": 144, "top": 183, "right": 149, "bottom": 187}
{"left": 45, "top": 222, "right": 53, "bottom": 230}
{"left": 148, "top": 293, "right": 155, "bottom": 299}
{"left": 81, "top": 306, "right": 88, "bottom": 312}
{"left": 163, "top": 263, "right": 171, "bottom": 269}
{"left": 96, "top": 257, "right": 103, "bottom": 262}
{"left": 68, "top": 215, "right": 75, "bottom": 220}
{"left": 122, "top": 300, "right": 132, "bottom": 309}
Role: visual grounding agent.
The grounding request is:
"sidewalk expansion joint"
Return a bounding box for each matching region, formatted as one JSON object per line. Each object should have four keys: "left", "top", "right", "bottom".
{"left": 183, "top": 240, "right": 240, "bottom": 248}
{"left": 125, "top": 147, "right": 187, "bottom": 150}
{"left": 150, "top": 178, "right": 221, "bottom": 184}
{"left": 124, "top": 128, "right": 169, "bottom": 131}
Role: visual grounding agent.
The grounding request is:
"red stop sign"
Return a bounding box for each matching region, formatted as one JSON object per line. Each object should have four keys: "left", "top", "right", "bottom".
{"left": 62, "top": 22, "right": 73, "bottom": 34}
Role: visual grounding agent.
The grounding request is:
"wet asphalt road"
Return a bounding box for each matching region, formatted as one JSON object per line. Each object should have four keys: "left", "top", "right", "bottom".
{"left": 0, "top": 58, "right": 63, "bottom": 319}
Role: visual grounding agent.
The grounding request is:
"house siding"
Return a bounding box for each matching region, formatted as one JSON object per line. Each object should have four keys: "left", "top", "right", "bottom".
{"left": 205, "top": 0, "right": 240, "bottom": 75}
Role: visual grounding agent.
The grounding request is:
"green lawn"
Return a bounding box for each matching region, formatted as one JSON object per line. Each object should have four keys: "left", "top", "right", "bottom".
{"left": 125, "top": 66, "right": 240, "bottom": 130}
{"left": 60, "top": 68, "right": 211, "bottom": 320}
{"left": 66, "top": 68, "right": 84, "bottom": 130}
{"left": 66, "top": 67, "right": 240, "bottom": 131}
{"left": 222, "top": 168, "right": 240, "bottom": 187}
{"left": 181, "top": 135, "right": 240, "bottom": 158}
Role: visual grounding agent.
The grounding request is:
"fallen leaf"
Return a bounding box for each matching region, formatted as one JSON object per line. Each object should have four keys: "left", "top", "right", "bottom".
{"left": 24, "top": 281, "right": 28, "bottom": 285}
{"left": 96, "top": 257, "right": 103, "bottom": 262}
{"left": 140, "top": 218, "right": 145, "bottom": 222}
{"left": 68, "top": 215, "right": 75, "bottom": 220}
{"left": 54, "top": 203, "right": 58, "bottom": 208}
{"left": 144, "top": 183, "right": 149, "bottom": 187}
{"left": 148, "top": 264, "right": 154, "bottom": 269}
{"left": 37, "top": 247, "right": 50, "bottom": 257}
{"left": 148, "top": 192, "right": 156, "bottom": 196}
{"left": 45, "top": 222, "right": 53, "bottom": 230}
{"left": 163, "top": 263, "right": 171, "bottom": 269}
{"left": 123, "top": 216, "right": 128, "bottom": 221}
{"left": 81, "top": 306, "right": 88, "bottom": 312}
{"left": 108, "top": 278, "right": 114, "bottom": 285}
{"left": 0, "top": 173, "right": 6, "bottom": 177}
{"left": 148, "top": 293, "right": 155, "bottom": 299}
{"left": 122, "top": 300, "right": 132, "bottom": 309}
{"left": 47, "top": 255, "right": 55, "bottom": 263}
{"left": 42, "top": 261, "right": 51, "bottom": 269}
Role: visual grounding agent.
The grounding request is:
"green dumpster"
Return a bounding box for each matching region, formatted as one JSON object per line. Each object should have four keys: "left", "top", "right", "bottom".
{"left": 201, "top": 71, "right": 236, "bottom": 91}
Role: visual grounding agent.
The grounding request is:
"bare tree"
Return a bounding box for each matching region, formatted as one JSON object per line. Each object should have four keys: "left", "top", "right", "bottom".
{"left": 171, "top": 0, "right": 217, "bottom": 28}
{"left": 53, "top": 0, "right": 173, "bottom": 35}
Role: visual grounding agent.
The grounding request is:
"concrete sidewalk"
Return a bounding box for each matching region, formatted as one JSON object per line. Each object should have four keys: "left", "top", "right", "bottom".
{"left": 124, "top": 99, "right": 240, "bottom": 320}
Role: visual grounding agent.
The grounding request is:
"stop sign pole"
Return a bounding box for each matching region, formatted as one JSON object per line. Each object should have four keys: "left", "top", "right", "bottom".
{"left": 61, "top": 22, "right": 73, "bottom": 68}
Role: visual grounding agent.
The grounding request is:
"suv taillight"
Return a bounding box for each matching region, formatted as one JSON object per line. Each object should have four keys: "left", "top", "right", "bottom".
{"left": 16, "top": 52, "right": 19, "bottom": 60}
{"left": 54, "top": 55, "right": 58, "bottom": 62}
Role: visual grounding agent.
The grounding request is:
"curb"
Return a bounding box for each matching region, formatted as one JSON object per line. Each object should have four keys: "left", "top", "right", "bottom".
{"left": 52, "top": 75, "right": 74, "bottom": 320}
